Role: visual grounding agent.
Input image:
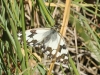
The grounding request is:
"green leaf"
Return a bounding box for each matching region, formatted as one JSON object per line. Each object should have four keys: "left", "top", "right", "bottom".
{"left": 37, "top": 64, "right": 46, "bottom": 75}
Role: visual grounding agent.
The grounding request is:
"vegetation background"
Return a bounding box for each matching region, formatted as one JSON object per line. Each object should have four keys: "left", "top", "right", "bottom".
{"left": 0, "top": 0, "right": 100, "bottom": 75}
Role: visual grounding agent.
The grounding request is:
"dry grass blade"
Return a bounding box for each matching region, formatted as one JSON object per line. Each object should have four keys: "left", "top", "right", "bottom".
{"left": 47, "top": 0, "right": 71, "bottom": 75}
{"left": 60, "top": 0, "right": 71, "bottom": 36}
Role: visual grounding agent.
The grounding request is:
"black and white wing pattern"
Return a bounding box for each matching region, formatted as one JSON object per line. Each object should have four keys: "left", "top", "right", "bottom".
{"left": 18, "top": 28, "right": 68, "bottom": 63}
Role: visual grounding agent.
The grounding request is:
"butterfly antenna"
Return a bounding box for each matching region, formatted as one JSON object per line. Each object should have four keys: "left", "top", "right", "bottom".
{"left": 48, "top": 0, "right": 71, "bottom": 75}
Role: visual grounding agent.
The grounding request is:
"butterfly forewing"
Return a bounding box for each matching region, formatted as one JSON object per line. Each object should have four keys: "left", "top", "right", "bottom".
{"left": 18, "top": 28, "right": 68, "bottom": 63}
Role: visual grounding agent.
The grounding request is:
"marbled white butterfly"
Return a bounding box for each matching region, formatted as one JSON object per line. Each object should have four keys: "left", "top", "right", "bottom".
{"left": 18, "top": 28, "right": 68, "bottom": 63}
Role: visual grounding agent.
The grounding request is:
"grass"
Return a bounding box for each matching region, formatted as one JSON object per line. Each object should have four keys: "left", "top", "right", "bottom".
{"left": 0, "top": 0, "right": 100, "bottom": 75}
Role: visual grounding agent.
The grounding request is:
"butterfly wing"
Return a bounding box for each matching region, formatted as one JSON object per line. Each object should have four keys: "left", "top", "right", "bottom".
{"left": 18, "top": 28, "right": 68, "bottom": 63}
{"left": 18, "top": 28, "right": 52, "bottom": 44}
{"left": 42, "top": 30, "right": 68, "bottom": 62}
{"left": 27, "top": 29, "right": 51, "bottom": 43}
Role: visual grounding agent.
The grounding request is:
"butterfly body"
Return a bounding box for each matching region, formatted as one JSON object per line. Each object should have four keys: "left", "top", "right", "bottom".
{"left": 18, "top": 28, "right": 68, "bottom": 63}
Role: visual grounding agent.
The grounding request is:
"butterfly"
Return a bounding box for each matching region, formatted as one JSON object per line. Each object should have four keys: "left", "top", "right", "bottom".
{"left": 18, "top": 28, "right": 68, "bottom": 63}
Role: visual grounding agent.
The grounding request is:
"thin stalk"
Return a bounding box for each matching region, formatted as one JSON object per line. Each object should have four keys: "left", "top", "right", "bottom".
{"left": 20, "top": 0, "right": 29, "bottom": 74}
{"left": 9, "top": 18, "right": 27, "bottom": 75}
{"left": 69, "top": 55, "right": 80, "bottom": 75}
{"left": 37, "top": 0, "right": 55, "bottom": 26}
